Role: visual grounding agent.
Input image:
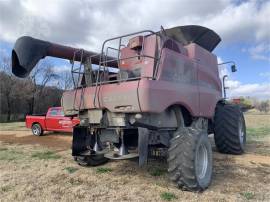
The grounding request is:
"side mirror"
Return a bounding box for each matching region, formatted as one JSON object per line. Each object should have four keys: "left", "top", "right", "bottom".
{"left": 231, "top": 64, "right": 237, "bottom": 72}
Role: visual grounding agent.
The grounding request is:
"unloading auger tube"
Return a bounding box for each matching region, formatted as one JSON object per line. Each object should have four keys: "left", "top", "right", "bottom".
{"left": 11, "top": 36, "right": 118, "bottom": 78}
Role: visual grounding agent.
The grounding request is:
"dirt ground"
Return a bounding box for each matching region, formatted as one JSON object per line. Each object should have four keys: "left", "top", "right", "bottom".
{"left": 0, "top": 114, "right": 270, "bottom": 201}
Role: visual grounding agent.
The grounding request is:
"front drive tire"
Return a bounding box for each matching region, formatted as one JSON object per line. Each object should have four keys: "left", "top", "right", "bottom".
{"left": 31, "top": 123, "right": 43, "bottom": 136}
{"left": 214, "top": 104, "right": 246, "bottom": 154}
{"left": 168, "top": 128, "right": 213, "bottom": 191}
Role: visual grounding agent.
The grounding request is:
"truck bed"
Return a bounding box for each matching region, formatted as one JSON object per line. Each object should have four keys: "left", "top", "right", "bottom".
{"left": 25, "top": 115, "right": 46, "bottom": 129}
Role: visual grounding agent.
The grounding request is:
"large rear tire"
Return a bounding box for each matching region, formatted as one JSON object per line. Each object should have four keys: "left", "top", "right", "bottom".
{"left": 168, "top": 128, "right": 212, "bottom": 191}
{"left": 214, "top": 104, "right": 246, "bottom": 154}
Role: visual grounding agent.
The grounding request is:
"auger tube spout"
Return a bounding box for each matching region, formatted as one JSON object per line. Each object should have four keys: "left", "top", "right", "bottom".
{"left": 12, "top": 36, "right": 118, "bottom": 78}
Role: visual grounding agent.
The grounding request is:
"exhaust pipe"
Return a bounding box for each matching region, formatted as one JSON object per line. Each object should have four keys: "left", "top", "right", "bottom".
{"left": 12, "top": 36, "right": 118, "bottom": 78}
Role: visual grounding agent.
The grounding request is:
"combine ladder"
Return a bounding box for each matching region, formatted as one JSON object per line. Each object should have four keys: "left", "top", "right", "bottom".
{"left": 71, "top": 49, "right": 86, "bottom": 118}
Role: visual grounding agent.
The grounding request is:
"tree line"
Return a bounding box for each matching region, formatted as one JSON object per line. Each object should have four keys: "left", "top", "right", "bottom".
{"left": 231, "top": 97, "right": 270, "bottom": 113}
{"left": 0, "top": 56, "right": 73, "bottom": 122}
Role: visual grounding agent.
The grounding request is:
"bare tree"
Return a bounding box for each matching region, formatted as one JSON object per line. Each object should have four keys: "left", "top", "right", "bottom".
{"left": 0, "top": 56, "right": 18, "bottom": 121}
{"left": 0, "top": 73, "right": 13, "bottom": 121}
{"left": 26, "top": 62, "right": 59, "bottom": 114}
{"left": 257, "top": 101, "right": 270, "bottom": 113}
{"left": 61, "top": 71, "right": 74, "bottom": 90}
{"left": 0, "top": 55, "right": 64, "bottom": 121}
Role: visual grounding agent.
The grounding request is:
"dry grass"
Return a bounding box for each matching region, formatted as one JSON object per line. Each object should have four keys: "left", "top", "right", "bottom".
{"left": 0, "top": 142, "right": 269, "bottom": 202}
{"left": 31, "top": 150, "right": 61, "bottom": 160}
{"left": 0, "top": 122, "right": 26, "bottom": 131}
{"left": 244, "top": 114, "right": 270, "bottom": 142}
{"left": 0, "top": 114, "right": 270, "bottom": 201}
{"left": 244, "top": 114, "right": 270, "bottom": 128}
{"left": 245, "top": 108, "right": 270, "bottom": 115}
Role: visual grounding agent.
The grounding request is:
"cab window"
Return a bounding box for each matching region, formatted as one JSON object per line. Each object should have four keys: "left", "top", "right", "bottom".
{"left": 58, "top": 109, "right": 64, "bottom": 116}
{"left": 163, "top": 39, "right": 181, "bottom": 53}
{"left": 49, "top": 109, "right": 58, "bottom": 116}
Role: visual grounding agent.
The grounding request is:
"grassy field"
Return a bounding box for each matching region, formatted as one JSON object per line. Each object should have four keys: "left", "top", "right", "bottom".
{"left": 0, "top": 122, "right": 26, "bottom": 131}
{"left": 245, "top": 114, "right": 270, "bottom": 141}
{"left": 0, "top": 114, "right": 269, "bottom": 201}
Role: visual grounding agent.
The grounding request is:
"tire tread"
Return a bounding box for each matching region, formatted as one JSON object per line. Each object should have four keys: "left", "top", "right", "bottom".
{"left": 167, "top": 128, "right": 212, "bottom": 191}
{"left": 214, "top": 104, "right": 246, "bottom": 154}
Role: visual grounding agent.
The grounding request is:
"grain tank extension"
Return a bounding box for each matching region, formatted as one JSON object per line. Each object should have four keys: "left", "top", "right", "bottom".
{"left": 12, "top": 25, "right": 246, "bottom": 191}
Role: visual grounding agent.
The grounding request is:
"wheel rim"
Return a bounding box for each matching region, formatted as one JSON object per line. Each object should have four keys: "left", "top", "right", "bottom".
{"left": 33, "top": 125, "right": 40, "bottom": 135}
{"left": 238, "top": 119, "right": 245, "bottom": 145}
{"left": 196, "top": 143, "right": 208, "bottom": 179}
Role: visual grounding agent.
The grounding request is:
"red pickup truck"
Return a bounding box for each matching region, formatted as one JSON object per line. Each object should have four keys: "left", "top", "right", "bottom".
{"left": 26, "top": 107, "right": 80, "bottom": 136}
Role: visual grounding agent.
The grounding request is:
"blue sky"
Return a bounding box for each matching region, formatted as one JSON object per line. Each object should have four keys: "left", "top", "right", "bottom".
{"left": 215, "top": 43, "right": 269, "bottom": 84}
{"left": 0, "top": 0, "right": 269, "bottom": 99}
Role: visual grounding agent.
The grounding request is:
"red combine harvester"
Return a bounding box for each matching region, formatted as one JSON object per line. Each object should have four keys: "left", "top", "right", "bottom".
{"left": 11, "top": 25, "right": 246, "bottom": 191}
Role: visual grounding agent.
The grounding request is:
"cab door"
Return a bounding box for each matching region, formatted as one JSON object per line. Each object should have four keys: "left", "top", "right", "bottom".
{"left": 57, "top": 109, "right": 74, "bottom": 132}
{"left": 45, "top": 108, "right": 62, "bottom": 131}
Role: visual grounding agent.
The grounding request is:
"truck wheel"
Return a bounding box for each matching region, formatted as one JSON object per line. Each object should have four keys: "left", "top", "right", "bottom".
{"left": 214, "top": 104, "right": 246, "bottom": 154}
{"left": 74, "top": 154, "right": 108, "bottom": 166}
{"left": 31, "top": 123, "right": 43, "bottom": 136}
{"left": 168, "top": 128, "right": 212, "bottom": 191}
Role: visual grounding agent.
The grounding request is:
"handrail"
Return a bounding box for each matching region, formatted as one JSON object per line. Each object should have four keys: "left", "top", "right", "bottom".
{"left": 68, "top": 30, "right": 161, "bottom": 108}
{"left": 99, "top": 54, "right": 156, "bottom": 65}
{"left": 71, "top": 49, "right": 83, "bottom": 112}
{"left": 93, "top": 30, "right": 160, "bottom": 108}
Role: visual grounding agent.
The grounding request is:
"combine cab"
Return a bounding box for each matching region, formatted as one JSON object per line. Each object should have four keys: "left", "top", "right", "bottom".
{"left": 12, "top": 25, "right": 246, "bottom": 191}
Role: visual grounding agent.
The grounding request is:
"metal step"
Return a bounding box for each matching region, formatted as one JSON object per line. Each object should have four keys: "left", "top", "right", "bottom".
{"left": 105, "top": 151, "right": 139, "bottom": 160}
{"left": 79, "top": 149, "right": 109, "bottom": 156}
